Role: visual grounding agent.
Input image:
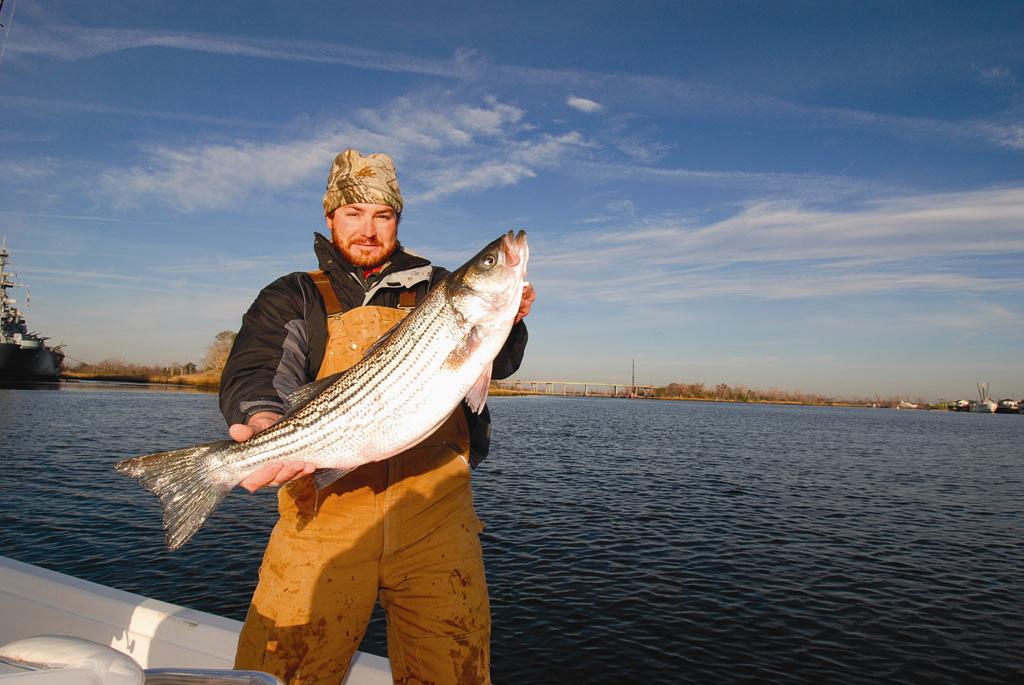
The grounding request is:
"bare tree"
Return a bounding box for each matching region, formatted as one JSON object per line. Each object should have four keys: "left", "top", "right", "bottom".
{"left": 202, "top": 330, "right": 236, "bottom": 374}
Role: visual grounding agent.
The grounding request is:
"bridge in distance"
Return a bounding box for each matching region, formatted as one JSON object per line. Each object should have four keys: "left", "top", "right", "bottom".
{"left": 491, "top": 379, "right": 660, "bottom": 397}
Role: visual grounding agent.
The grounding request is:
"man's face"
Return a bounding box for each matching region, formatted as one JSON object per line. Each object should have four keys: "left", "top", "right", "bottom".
{"left": 326, "top": 203, "right": 399, "bottom": 267}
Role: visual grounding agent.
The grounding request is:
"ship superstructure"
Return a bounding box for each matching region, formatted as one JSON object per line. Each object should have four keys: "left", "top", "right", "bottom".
{"left": 0, "top": 239, "right": 64, "bottom": 379}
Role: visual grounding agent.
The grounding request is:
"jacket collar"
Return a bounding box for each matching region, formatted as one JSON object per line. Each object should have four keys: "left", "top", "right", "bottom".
{"left": 313, "top": 232, "right": 431, "bottom": 279}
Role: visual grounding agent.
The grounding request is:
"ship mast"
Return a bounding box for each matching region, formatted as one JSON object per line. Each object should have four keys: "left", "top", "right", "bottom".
{"left": 0, "top": 236, "right": 65, "bottom": 376}
{"left": 1, "top": 236, "right": 11, "bottom": 344}
{"left": 1, "top": 236, "right": 30, "bottom": 345}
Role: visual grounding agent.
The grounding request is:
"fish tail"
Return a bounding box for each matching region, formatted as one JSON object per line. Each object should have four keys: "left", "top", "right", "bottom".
{"left": 115, "top": 441, "right": 235, "bottom": 550}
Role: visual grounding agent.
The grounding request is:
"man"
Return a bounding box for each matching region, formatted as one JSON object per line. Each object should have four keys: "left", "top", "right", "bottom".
{"left": 219, "top": 149, "right": 535, "bottom": 685}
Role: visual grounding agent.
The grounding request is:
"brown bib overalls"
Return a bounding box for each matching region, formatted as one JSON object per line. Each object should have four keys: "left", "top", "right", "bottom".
{"left": 233, "top": 275, "right": 491, "bottom": 685}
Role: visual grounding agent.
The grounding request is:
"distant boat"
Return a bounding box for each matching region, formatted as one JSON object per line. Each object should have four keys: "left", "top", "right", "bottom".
{"left": 0, "top": 240, "right": 64, "bottom": 380}
{"left": 971, "top": 383, "right": 998, "bottom": 413}
{"left": 996, "top": 399, "right": 1019, "bottom": 414}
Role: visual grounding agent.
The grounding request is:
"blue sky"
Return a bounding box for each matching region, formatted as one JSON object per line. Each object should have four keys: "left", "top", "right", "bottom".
{"left": 1, "top": 1, "right": 1022, "bottom": 401}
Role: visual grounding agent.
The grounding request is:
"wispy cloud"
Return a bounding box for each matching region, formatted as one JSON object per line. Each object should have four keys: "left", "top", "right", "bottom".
{"left": 906, "top": 302, "right": 1024, "bottom": 330}
{"left": 971, "top": 64, "right": 1021, "bottom": 94}
{"left": 10, "top": 25, "right": 472, "bottom": 78}
{"left": 0, "top": 158, "right": 58, "bottom": 179}
{"left": 533, "top": 185, "right": 1024, "bottom": 302}
{"left": 578, "top": 199, "right": 637, "bottom": 225}
{"left": 97, "top": 95, "right": 583, "bottom": 210}
{"left": 0, "top": 209, "right": 142, "bottom": 223}
{"left": 14, "top": 24, "right": 1023, "bottom": 153}
{"left": 0, "top": 95, "right": 282, "bottom": 129}
{"left": 567, "top": 95, "right": 604, "bottom": 113}
{"left": 359, "top": 95, "right": 524, "bottom": 149}
{"left": 416, "top": 162, "right": 535, "bottom": 201}
{"left": 100, "top": 135, "right": 343, "bottom": 212}
{"left": 571, "top": 160, "right": 891, "bottom": 199}
{"left": 143, "top": 254, "right": 307, "bottom": 276}
{"left": 18, "top": 261, "right": 280, "bottom": 296}
{"left": 17, "top": 265, "right": 198, "bottom": 293}
{"left": 410, "top": 131, "right": 592, "bottom": 201}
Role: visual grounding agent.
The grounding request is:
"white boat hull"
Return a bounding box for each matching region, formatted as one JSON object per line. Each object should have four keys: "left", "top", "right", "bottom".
{"left": 0, "top": 556, "right": 390, "bottom": 684}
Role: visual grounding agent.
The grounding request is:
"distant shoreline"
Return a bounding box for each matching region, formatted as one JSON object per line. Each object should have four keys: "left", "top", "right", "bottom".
{"left": 59, "top": 373, "right": 956, "bottom": 410}
{"left": 482, "top": 387, "right": 916, "bottom": 409}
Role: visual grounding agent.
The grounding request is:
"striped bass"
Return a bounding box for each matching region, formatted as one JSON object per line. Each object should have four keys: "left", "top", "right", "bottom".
{"left": 116, "top": 230, "right": 529, "bottom": 550}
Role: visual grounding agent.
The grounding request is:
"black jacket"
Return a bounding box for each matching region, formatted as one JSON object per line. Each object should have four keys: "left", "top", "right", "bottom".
{"left": 219, "top": 232, "right": 528, "bottom": 466}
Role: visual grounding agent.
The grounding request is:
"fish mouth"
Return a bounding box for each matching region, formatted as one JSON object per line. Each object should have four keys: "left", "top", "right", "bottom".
{"left": 502, "top": 230, "right": 527, "bottom": 266}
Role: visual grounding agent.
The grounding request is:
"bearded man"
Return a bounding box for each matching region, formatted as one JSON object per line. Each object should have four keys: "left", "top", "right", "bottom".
{"left": 219, "top": 149, "right": 535, "bottom": 685}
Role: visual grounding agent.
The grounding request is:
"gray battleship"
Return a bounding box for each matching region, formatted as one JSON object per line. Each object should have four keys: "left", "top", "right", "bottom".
{"left": 0, "top": 239, "right": 64, "bottom": 379}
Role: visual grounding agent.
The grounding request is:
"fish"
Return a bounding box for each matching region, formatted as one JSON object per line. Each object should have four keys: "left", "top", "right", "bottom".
{"left": 116, "top": 230, "right": 529, "bottom": 550}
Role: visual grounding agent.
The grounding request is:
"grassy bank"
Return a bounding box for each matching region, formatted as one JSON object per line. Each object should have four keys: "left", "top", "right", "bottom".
{"left": 63, "top": 371, "right": 221, "bottom": 388}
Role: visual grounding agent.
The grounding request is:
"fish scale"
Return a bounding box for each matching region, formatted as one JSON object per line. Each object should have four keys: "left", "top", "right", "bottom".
{"left": 116, "top": 230, "right": 529, "bottom": 550}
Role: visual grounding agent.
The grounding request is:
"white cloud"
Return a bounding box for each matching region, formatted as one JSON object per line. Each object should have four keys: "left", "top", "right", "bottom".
{"left": 97, "top": 95, "right": 536, "bottom": 211}
{"left": 511, "top": 131, "right": 591, "bottom": 166}
{"left": 415, "top": 162, "right": 535, "bottom": 201}
{"left": 532, "top": 185, "right": 1024, "bottom": 303}
{"left": 456, "top": 97, "right": 525, "bottom": 134}
{"left": 978, "top": 121, "right": 1024, "bottom": 151}
{"left": 100, "top": 135, "right": 349, "bottom": 212}
{"left": 358, "top": 96, "right": 524, "bottom": 149}
{"left": 566, "top": 96, "right": 604, "bottom": 113}
{"left": 615, "top": 138, "right": 673, "bottom": 162}
{"left": 412, "top": 130, "right": 591, "bottom": 201}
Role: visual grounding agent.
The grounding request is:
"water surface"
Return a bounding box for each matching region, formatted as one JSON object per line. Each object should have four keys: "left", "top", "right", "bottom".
{"left": 1, "top": 384, "right": 1021, "bottom": 683}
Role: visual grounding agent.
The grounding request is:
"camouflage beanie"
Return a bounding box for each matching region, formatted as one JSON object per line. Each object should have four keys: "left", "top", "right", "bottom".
{"left": 322, "top": 149, "right": 404, "bottom": 216}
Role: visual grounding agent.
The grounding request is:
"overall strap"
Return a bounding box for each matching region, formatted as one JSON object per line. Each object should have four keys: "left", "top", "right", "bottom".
{"left": 308, "top": 270, "right": 343, "bottom": 316}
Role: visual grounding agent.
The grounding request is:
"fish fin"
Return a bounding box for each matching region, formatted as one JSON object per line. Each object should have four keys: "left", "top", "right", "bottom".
{"left": 464, "top": 364, "right": 492, "bottom": 414}
{"left": 114, "top": 441, "right": 236, "bottom": 550}
{"left": 445, "top": 325, "right": 483, "bottom": 370}
{"left": 311, "top": 467, "right": 352, "bottom": 490}
{"left": 284, "top": 373, "right": 342, "bottom": 413}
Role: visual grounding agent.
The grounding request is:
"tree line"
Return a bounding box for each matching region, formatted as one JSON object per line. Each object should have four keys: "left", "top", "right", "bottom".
{"left": 654, "top": 382, "right": 929, "bottom": 408}
{"left": 68, "top": 330, "right": 236, "bottom": 379}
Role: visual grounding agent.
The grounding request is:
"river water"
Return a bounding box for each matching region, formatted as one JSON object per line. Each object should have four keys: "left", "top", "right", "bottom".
{"left": 1, "top": 383, "right": 1021, "bottom": 684}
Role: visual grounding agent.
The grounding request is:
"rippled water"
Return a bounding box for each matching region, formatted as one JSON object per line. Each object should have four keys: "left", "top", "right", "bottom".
{"left": 1, "top": 383, "right": 1022, "bottom": 684}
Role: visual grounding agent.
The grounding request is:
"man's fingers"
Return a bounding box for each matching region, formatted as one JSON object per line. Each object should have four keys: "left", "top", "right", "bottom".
{"left": 249, "top": 416, "right": 281, "bottom": 432}
{"left": 515, "top": 283, "right": 536, "bottom": 323}
{"left": 239, "top": 461, "right": 318, "bottom": 492}
{"left": 239, "top": 463, "right": 280, "bottom": 492}
{"left": 275, "top": 462, "right": 310, "bottom": 483}
{"left": 229, "top": 412, "right": 282, "bottom": 443}
{"left": 229, "top": 423, "right": 255, "bottom": 443}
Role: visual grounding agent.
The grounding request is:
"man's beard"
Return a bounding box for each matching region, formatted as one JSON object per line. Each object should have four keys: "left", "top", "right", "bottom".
{"left": 337, "top": 239, "right": 397, "bottom": 267}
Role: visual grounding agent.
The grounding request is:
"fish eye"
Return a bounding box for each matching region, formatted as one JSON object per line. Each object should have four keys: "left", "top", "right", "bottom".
{"left": 481, "top": 254, "right": 496, "bottom": 268}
